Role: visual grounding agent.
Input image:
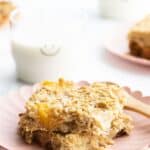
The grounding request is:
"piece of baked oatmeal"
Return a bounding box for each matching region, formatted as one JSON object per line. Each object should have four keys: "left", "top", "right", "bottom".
{"left": 19, "top": 79, "right": 133, "bottom": 150}
{"left": 128, "top": 15, "right": 150, "bottom": 59}
{"left": 0, "top": 1, "right": 15, "bottom": 25}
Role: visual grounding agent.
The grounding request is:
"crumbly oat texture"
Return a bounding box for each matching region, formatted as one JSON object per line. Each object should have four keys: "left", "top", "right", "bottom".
{"left": 19, "top": 79, "right": 133, "bottom": 150}
{"left": 0, "top": 1, "right": 15, "bottom": 25}
{"left": 128, "top": 15, "right": 150, "bottom": 59}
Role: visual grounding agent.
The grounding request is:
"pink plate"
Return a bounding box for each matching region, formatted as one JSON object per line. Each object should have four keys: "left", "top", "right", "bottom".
{"left": 0, "top": 85, "right": 149, "bottom": 150}
{"left": 104, "top": 23, "right": 150, "bottom": 66}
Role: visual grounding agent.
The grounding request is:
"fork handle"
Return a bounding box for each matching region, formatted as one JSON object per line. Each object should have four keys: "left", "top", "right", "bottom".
{"left": 124, "top": 91, "right": 150, "bottom": 118}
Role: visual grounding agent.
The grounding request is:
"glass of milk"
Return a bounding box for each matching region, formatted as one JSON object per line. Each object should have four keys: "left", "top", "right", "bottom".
{"left": 10, "top": 8, "right": 86, "bottom": 83}
{"left": 100, "top": 0, "right": 150, "bottom": 20}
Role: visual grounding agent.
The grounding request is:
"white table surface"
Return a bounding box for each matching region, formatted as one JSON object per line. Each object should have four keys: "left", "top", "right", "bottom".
{"left": 0, "top": 0, "right": 150, "bottom": 96}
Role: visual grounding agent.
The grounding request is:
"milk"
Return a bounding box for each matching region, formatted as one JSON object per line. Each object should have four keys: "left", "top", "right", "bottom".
{"left": 11, "top": 13, "right": 86, "bottom": 83}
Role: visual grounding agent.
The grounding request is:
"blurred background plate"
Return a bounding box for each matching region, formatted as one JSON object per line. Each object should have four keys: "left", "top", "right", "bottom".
{"left": 104, "top": 23, "right": 150, "bottom": 66}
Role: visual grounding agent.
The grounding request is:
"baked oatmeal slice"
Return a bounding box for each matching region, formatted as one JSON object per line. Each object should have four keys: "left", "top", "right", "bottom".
{"left": 128, "top": 15, "right": 150, "bottom": 59}
{"left": 0, "top": 1, "right": 15, "bottom": 25}
{"left": 19, "top": 79, "right": 133, "bottom": 150}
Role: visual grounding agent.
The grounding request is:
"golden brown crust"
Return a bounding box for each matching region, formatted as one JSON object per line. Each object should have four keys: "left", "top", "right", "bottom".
{"left": 129, "top": 40, "right": 150, "bottom": 59}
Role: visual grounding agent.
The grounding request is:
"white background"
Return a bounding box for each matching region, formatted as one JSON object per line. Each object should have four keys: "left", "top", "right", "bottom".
{"left": 0, "top": 0, "right": 150, "bottom": 96}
